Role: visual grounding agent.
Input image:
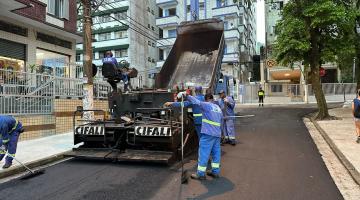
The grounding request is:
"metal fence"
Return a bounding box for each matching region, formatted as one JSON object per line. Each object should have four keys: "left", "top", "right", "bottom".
{"left": 238, "top": 83, "right": 357, "bottom": 104}
{"left": 0, "top": 69, "right": 112, "bottom": 115}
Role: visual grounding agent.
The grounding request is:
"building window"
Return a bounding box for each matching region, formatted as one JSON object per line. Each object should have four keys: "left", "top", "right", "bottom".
{"left": 151, "top": 26, "right": 155, "bottom": 31}
{"left": 98, "top": 33, "right": 111, "bottom": 41}
{"left": 168, "top": 29, "right": 176, "bottom": 38}
{"left": 199, "top": 2, "right": 205, "bottom": 10}
{"left": 76, "top": 54, "right": 81, "bottom": 62}
{"left": 148, "top": 41, "right": 151, "bottom": 46}
{"left": 114, "top": 30, "right": 128, "bottom": 39}
{"left": 151, "top": 10, "right": 154, "bottom": 15}
{"left": 148, "top": 57, "right": 151, "bottom": 62}
{"left": 165, "top": 8, "right": 176, "bottom": 17}
{"left": 159, "top": 49, "right": 164, "bottom": 60}
{"left": 158, "top": 8, "right": 163, "bottom": 17}
{"left": 47, "top": 0, "right": 69, "bottom": 19}
{"left": 152, "top": 42, "right": 155, "bottom": 47}
{"left": 148, "top": 24, "right": 151, "bottom": 28}
{"left": 36, "top": 48, "right": 70, "bottom": 77}
{"left": 115, "top": 49, "right": 128, "bottom": 57}
{"left": 216, "top": 0, "right": 227, "bottom": 8}
{"left": 159, "top": 28, "right": 163, "bottom": 39}
{"left": 99, "top": 51, "right": 106, "bottom": 59}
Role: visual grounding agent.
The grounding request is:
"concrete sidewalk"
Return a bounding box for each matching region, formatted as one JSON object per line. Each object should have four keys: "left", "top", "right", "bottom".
{"left": 0, "top": 133, "right": 77, "bottom": 178}
{"left": 312, "top": 108, "right": 360, "bottom": 185}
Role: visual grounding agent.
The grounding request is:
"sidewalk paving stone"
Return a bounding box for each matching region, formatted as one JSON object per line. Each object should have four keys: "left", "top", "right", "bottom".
{"left": 0, "top": 132, "right": 77, "bottom": 175}
{"left": 315, "top": 107, "right": 360, "bottom": 185}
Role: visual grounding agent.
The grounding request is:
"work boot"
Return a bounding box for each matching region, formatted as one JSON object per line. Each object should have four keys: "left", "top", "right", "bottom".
{"left": 2, "top": 162, "right": 12, "bottom": 169}
{"left": 230, "top": 140, "right": 237, "bottom": 146}
{"left": 191, "top": 173, "right": 206, "bottom": 180}
{"left": 206, "top": 171, "right": 220, "bottom": 178}
{"left": 356, "top": 137, "right": 360, "bottom": 144}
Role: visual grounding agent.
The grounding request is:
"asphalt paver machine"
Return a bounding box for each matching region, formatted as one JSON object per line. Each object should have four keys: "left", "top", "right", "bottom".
{"left": 65, "top": 19, "right": 225, "bottom": 164}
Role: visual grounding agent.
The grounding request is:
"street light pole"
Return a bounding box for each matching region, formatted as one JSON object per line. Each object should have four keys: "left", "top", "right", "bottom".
{"left": 353, "top": 57, "right": 356, "bottom": 83}
{"left": 82, "top": 0, "right": 94, "bottom": 120}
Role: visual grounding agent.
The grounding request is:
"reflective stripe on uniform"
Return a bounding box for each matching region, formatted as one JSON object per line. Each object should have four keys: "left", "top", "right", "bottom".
{"left": 7, "top": 153, "right": 15, "bottom": 157}
{"left": 0, "top": 150, "right": 5, "bottom": 154}
{"left": 202, "top": 119, "right": 220, "bottom": 127}
{"left": 193, "top": 114, "right": 202, "bottom": 117}
{"left": 229, "top": 136, "right": 236, "bottom": 140}
{"left": 9, "top": 120, "right": 19, "bottom": 134}
{"left": 258, "top": 92, "right": 264, "bottom": 96}
{"left": 2, "top": 139, "right": 9, "bottom": 143}
{"left": 197, "top": 165, "right": 207, "bottom": 172}
{"left": 211, "top": 163, "right": 220, "bottom": 168}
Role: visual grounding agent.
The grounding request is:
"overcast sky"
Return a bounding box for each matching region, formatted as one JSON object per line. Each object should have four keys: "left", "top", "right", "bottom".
{"left": 256, "top": 0, "right": 265, "bottom": 44}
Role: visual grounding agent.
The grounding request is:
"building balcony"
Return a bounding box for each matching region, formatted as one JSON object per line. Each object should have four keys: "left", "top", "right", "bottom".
{"left": 156, "top": 15, "right": 180, "bottom": 28}
{"left": 156, "top": 0, "right": 178, "bottom": 8}
{"left": 156, "top": 60, "right": 165, "bottom": 68}
{"left": 222, "top": 53, "right": 239, "bottom": 63}
{"left": 212, "top": 4, "right": 241, "bottom": 18}
{"left": 224, "top": 29, "right": 240, "bottom": 40}
{"left": 156, "top": 37, "right": 176, "bottom": 48}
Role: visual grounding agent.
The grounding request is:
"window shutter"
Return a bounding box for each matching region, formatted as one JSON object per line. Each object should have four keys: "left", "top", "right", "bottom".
{"left": 63, "top": 0, "right": 69, "bottom": 20}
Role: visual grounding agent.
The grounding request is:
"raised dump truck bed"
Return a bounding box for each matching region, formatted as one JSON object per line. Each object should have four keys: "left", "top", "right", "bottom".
{"left": 155, "top": 19, "right": 225, "bottom": 91}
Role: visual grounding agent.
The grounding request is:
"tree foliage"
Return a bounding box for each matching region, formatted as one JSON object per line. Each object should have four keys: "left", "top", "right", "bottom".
{"left": 274, "top": 0, "right": 356, "bottom": 119}
{"left": 275, "top": 0, "right": 356, "bottom": 67}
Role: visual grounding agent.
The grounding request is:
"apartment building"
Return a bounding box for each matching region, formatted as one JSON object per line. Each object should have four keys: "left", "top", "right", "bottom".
{"left": 155, "top": 0, "right": 257, "bottom": 83}
{"left": 76, "top": 0, "right": 159, "bottom": 87}
{"left": 0, "top": 0, "right": 80, "bottom": 77}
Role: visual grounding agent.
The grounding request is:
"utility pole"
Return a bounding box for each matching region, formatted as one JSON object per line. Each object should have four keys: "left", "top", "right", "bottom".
{"left": 81, "top": 0, "right": 94, "bottom": 120}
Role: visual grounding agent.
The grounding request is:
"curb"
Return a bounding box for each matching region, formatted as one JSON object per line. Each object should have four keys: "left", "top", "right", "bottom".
{"left": 309, "top": 117, "right": 360, "bottom": 185}
{"left": 0, "top": 150, "right": 71, "bottom": 180}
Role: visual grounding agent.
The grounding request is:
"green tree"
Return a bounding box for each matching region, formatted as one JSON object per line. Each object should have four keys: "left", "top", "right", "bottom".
{"left": 275, "top": 0, "right": 356, "bottom": 120}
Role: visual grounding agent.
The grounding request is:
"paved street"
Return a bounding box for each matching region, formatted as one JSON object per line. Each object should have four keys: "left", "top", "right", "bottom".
{"left": 0, "top": 106, "right": 344, "bottom": 200}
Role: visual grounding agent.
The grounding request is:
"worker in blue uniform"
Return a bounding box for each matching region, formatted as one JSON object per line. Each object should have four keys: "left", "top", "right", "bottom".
{"left": 177, "top": 92, "right": 223, "bottom": 180}
{"left": 0, "top": 115, "right": 24, "bottom": 168}
{"left": 217, "top": 90, "right": 236, "bottom": 145}
{"left": 164, "top": 86, "right": 205, "bottom": 138}
{"left": 102, "top": 51, "right": 130, "bottom": 91}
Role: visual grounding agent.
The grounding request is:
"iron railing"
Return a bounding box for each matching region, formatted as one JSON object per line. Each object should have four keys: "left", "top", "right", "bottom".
{"left": 0, "top": 69, "right": 112, "bottom": 115}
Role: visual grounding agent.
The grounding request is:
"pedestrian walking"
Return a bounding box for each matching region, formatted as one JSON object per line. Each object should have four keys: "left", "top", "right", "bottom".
{"left": 0, "top": 115, "right": 24, "bottom": 168}
{"left": 258, "top": 86, "right": 265, "bottom": 107}
{"left": 177, "top": 92, "right": 222, "bottom": 180}
{"left": 164, "top": 86, "right": 205, "bottom": 138}
{"left": 217, "top": 90, "right": 236, "bottom": 145}
{"left": 352, "top": 89, "right": 360, "bottom": 143}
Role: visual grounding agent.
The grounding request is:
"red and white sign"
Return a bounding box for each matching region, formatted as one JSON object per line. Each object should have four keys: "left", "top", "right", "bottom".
{"left": 319, "top": 67, "right": 326, "bottom": 77}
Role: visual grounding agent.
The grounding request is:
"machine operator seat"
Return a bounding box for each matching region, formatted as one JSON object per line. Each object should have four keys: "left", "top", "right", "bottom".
{"left": 102, "top": 63, "right": 123, "bottom": 91}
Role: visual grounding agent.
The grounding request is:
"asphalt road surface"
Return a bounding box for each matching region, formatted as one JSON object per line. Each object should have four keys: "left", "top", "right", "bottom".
{"left": 0, "top": 105, "right": 343, "bottom": 200}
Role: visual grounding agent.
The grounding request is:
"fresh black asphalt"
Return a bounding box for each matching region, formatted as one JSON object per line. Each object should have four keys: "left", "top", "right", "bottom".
{"left": 0, "top": 105, "right": 344, "bottom": 200}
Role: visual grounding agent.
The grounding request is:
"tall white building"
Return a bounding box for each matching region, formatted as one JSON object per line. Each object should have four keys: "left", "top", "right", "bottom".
{"left": 155, "top": 0, "right": 256, "bottom": 83}
{"left": 76, "top": 0, "right": 159, "bottom": 87}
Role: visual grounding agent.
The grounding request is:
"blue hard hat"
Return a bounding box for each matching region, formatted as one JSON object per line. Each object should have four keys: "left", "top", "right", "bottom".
{"left": 195, "top": 86, "right": 202, "bottom": 91}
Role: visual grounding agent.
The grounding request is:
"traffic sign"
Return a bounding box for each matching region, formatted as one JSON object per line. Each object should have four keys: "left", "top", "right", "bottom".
{"left": 319, "top": 67, "right": 325, "bottom": 77}
{"left": 266, "top": 59, "right": 277, "bottom": 68}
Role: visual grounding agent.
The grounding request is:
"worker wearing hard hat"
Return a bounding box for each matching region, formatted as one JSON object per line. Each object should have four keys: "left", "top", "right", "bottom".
{"left": 217, "top": 90, "right": 236, "bottom": 145}
{"left": 164, "top": 86, "right": 205, "bottom": 138}
{"left": 0, "top": 115, "right": 24, "bottom": 168}
{"left": 177, "top": 92, "right": 223, "bottom": 180}
{"left": 258, "top": 86, "right": 265, "bottom": 107}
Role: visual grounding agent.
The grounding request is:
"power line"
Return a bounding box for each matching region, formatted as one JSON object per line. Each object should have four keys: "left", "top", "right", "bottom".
{"left": 103, "top": 1, "right": 174, "bottom": 46}
{"left": 99, "top": 3, "right": 165, "bottom": 46}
